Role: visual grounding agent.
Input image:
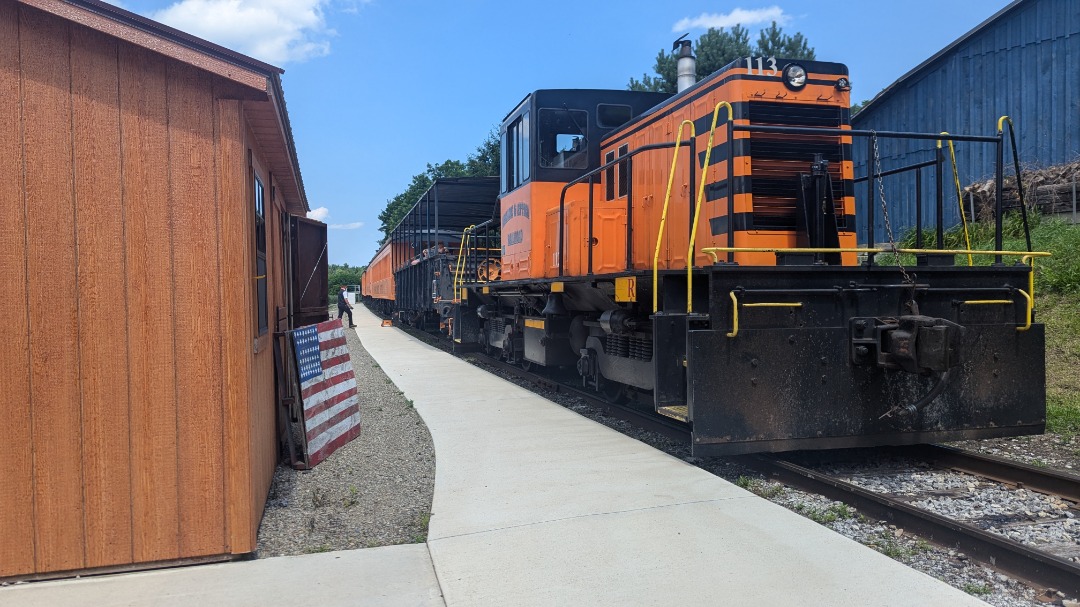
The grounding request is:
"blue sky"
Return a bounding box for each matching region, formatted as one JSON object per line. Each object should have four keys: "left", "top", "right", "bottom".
{"left": 121, "top": 0, "right": 1012, "bottom": 266}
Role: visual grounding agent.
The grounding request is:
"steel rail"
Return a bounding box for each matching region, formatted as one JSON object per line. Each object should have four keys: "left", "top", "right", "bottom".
{"left": 906, "top": 444, "right": 1080, "bottom": 504}
{"left": 737, "top": 452, "right": 1080, "bottom": 597}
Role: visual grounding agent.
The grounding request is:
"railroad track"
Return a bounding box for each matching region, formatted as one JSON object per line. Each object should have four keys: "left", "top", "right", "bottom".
{"left": 395, "top": 321, "right": 1080, "bottom": 598}
{"left": 739, "top": 446, "right": 1080, "bottom": 598}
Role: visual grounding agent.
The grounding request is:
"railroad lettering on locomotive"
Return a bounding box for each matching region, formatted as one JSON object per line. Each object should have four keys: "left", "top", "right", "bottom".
{"left": 365, "top": 46, "right": 1048, "bottom": 456}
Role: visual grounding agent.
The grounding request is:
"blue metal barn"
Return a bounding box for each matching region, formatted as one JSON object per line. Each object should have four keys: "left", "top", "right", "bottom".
{"left": 851, "top": 0, "right": 1080, "bottom": 244}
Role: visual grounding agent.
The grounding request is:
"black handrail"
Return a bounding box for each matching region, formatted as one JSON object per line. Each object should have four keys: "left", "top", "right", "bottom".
{"left": 557, "top": 140, "right": 691, "bottom": 277}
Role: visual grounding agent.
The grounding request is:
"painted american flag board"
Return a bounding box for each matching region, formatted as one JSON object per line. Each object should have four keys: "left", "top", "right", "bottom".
{"left": 292, "top": 320, "right": 361, "bottom": 466}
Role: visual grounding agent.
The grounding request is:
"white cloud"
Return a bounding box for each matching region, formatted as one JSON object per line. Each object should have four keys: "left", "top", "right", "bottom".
{"left": 307, "top": 206, "right": 330, "bottom": 221}
{"left": 149, "top": 0, "right": 333, "bottom": 64}
{"left": 672, "top": 6, "right": 790, "bottom": 32}
{"left": 329, "top": 222, "right": 363, "bottom": 230}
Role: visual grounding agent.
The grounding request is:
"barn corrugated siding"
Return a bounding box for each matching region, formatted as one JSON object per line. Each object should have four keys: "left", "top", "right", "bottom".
{"left": 851, "top": 0, "right": 1080, "bottom": 244}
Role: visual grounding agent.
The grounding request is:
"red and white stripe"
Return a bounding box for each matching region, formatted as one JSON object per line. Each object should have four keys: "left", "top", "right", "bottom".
{"left": 301, "top": 320, "right": 361, "bottom": 465}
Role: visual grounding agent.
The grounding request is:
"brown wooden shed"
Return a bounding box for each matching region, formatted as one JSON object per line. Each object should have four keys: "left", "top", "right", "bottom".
{"left": 0, "top": 0, "right": 325, "bottom": 579}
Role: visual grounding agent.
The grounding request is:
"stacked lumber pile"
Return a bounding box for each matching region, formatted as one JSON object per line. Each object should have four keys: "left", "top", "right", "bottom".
{"left": 965, "top": 159, "right": 1080, "bottom": 219}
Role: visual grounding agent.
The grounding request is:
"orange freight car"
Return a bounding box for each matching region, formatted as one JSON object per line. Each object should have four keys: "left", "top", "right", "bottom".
{"left": 361, "top": 240, "right": 402, "bottom": 316}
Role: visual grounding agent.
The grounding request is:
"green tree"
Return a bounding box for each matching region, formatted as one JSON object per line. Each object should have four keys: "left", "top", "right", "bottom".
{"left": 328, "top": 263, "right": 365, "bottom": 299}
{"left": 466, "top": 128, "right": 500, "bottom": 177}
{"left": 629, "top": 23, "right": 816, "bottom": 93}
{"left": 755, "top": 22, "right": 814, "bottom": 59}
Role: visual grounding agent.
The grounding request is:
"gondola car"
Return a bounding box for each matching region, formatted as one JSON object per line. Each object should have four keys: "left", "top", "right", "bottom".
{"left": 371, "top": 45, "right": 1048, "bottom": 456}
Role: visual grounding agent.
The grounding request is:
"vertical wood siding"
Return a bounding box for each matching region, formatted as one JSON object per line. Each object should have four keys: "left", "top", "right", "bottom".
{"left": 71, "top": 24, "right": 133, "bottom": 569}
{"left": 217, "top": 99, "right": 254, "bottom": 552}
{"left": 0, "top": 5, "right": 284, "bottom": 577}
{"left": 0, "top": 0, "right": 36, "bottom": 578}
{"left": 120, "top": 43, "right": 181, "bottom": 565}
{"left": 167, "top": 61, "right": 227, "bottom": 559}
{"left": 20, "top": 5, "right": 86, "bottom": 573}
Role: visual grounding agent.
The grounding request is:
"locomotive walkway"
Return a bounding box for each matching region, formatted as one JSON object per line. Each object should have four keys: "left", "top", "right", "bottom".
{"left": 6, "top": 305, "right": 988, "bottom": 606}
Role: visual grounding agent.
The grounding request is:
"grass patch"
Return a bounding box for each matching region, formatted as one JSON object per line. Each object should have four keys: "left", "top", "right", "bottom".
{"left": 304, "top": 544, "right": 334, "bottom": 554}
{"left": 870, "top": 532, "right": 912, "bottom": 560}
{"left": 734, "top": 475, "right": 785, "bottom": 499}
{"left": 791, "top": 502, "right": 856, "bottom": 525}
{"left": 962, "top": 582, "right": 992, "bottom": 596}
{"left": 1041, "top": 293, "right": 1080, "bottom": 436}
{"left": 342, "top": 486, "right": 359, "bottom": 508}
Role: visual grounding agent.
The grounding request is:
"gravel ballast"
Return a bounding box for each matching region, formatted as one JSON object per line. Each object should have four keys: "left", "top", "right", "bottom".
{"left": 255, "top": 322, "right": 435, "bottom": 556}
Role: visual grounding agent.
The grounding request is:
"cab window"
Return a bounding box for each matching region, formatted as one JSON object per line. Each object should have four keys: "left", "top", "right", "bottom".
{"left": 502, "top": 111, "right": 530, "bottom": 192}
{"left": 537, "top": 108, "right": 588, "bottom": 169}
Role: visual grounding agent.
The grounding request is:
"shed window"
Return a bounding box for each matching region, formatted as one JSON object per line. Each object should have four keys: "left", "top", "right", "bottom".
{"left": 254, "top": 175, "right": 268, "bottom": 335}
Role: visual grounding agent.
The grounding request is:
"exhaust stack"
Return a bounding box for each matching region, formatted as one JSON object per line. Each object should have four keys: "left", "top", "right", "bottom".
{"left": 674, "top": 34, "right": 696, "bottom": 93}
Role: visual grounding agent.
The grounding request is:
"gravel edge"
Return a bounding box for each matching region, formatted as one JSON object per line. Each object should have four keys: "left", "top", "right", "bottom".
{"left": 255, "top": 323, "right": 436, "bottom": 556}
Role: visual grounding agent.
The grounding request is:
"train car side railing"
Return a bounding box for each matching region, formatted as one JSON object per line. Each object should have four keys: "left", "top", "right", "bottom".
{"left": 556, "top": 139, "right": 696, "bottom": 280}
{"left": 453, "top": 218, "right": 499, "bottom": 299}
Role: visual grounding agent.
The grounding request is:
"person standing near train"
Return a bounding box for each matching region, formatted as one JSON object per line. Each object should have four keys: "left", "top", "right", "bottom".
{"left": 338, "top": 285, "right": 355, "bottom": 328}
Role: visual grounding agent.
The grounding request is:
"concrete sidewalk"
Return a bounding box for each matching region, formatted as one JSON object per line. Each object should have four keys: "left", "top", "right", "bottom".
{"left": 3, "top": 544, "right": 442, "bottom": 606}
{"left": 353, "top": 307, "right": 985, "bottom": 607}
{"left": 2, "top": 305, "right": 987, "bottom": 606}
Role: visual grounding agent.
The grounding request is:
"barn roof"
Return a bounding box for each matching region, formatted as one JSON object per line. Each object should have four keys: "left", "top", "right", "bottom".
{"left": 19, "top": 0, "right": 310, "bottom": 213}
{"left": 853, "top": 0, "right": 1027, "bottom": 122}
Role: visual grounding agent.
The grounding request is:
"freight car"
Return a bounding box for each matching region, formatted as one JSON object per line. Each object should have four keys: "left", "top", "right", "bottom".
{"left": 367, "top": 46, "right": 1048, "bottom": 456}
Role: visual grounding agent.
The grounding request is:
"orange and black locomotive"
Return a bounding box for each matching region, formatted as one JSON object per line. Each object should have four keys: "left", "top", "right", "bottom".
{"left": 367, "top": 47, "right": 1048, "bottom": 455}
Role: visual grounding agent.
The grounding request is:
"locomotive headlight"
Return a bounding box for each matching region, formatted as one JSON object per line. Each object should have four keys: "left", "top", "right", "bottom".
{"left": 783, "top": 64, "right": 807, "bottom": 90}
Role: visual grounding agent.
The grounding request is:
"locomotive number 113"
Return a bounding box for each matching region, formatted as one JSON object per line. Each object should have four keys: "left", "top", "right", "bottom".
{"left": 745, "top": 56, "right": 779, "bottom": 76}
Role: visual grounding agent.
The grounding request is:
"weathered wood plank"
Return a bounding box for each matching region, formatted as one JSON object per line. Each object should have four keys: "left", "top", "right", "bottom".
{"left": 168, "top": 62, "right": 226, "bottom": 557}
{"left": 216, "top": 99, "right": 254, "bottom": 552}
{"left": 0, "top": 0, "right": 37, "bottom": 577}
{"left": 119, "top": 43, "right": 180, "bottom": 563}
{"left": 70, "top": 25, "right": 133, "bottom": 569}
{"left": 20, "top": 7, "right": 85, "bottom": 573}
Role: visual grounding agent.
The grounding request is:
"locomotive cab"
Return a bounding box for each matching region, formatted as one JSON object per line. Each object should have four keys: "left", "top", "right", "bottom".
{"left": 498, "top": 90, "right": 670, "bottom": 281}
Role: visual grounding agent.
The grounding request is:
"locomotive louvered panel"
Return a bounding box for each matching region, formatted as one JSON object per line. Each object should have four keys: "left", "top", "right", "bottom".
{"left": 748, "top": 101, "right": 843, "bottom": 128}
{"left": 749, "top": 138, "right": 843, "bottom": 162}
{"left": 746, "top": 101, "right": 846, "bottom": 230}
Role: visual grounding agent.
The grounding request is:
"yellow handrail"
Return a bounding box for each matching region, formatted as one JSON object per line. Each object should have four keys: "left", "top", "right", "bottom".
{"left": 687, "top": 101, "right": 733, "bottom": 314}
{"left": 452, "top": 225, "right": 475, "bottom": 301}
{"left": 707, "top": 248, "right": 1046, "bottom": 333}
{"left": 725, "top": 291, "right": 739, "bottom": 337}
{"left": 938, "top": 133, "right": 974, "bottom": 266}
{"left": 1016, "top": 289, "right": 1033, "bottom": 332}
{"left": 725, "top": 290, "right": 803, "bottom": 338}
{"left": 700, "top": 246, "right": 1051, "bottom": 264}
{"left": 653, "top": 119, "right": 696, "bottom": 313}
